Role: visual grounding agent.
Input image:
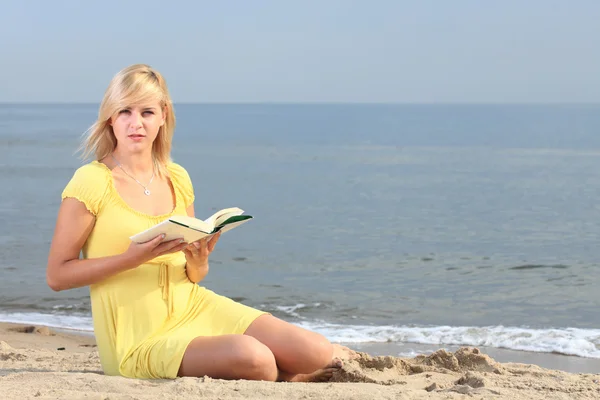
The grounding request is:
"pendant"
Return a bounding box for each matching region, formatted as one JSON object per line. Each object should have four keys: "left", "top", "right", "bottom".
{"left": 144, "top": 189, "right": 151, "bottom": 196}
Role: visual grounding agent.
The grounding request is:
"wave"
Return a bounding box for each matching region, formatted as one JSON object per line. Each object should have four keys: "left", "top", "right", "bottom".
{"left": 0, "top": 312, "right": 93, "bottom": 333}
{"left": 1, "top": 311, "right": 598, "bottom": 359}
{"left": 295, "top": 321, "right": 600, "bottom": 359}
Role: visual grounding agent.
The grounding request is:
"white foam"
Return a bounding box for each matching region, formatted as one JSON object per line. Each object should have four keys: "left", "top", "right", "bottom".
{"left": 274, "top": 304, "right": 307, "bottom": 318}
{"left": 2, "top": 311, "right": 599, "bottom": 359}
{"left": 0, "top": 312, "right": 93, "bottom": 333}
{"left": 295, "top": 321, "right": 600, "bottom": 359}
{"left": 396, "top": 349, "right": 423, "bottom": 358}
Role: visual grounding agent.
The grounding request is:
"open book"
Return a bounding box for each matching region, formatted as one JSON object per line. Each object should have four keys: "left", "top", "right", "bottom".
{"left": 130, "top": 207, "right": 253, "bottom": 244}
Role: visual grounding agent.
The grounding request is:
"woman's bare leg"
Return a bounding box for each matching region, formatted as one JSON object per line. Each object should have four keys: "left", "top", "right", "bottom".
{"left": 177, "top": 334, "right": 278, "bottom": 381}
{"left": 243, "top": 314, "right": 347, "bottom": 381}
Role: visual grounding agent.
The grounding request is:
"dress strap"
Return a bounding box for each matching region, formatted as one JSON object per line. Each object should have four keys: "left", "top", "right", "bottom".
{"left": 158, "top": 262, "right": 175, "bottom": 319}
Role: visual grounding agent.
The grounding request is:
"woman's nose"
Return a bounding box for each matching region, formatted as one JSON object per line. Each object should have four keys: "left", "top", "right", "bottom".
{"left": 129, "top": 111, "right": 143, "bottom": 129}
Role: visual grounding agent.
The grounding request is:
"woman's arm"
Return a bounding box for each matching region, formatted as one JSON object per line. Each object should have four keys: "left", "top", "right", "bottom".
{"left": 46, "top": 198, "right": 186, "bottom": 292}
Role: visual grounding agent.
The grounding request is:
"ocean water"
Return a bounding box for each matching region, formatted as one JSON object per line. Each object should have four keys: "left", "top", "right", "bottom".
{"left": 1, "top": 103, "right": 600, "bottom": 371}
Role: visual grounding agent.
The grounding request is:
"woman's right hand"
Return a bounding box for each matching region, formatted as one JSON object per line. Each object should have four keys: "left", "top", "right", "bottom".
{"left": 123, "top": 234, "right": 188, "bottom": 266}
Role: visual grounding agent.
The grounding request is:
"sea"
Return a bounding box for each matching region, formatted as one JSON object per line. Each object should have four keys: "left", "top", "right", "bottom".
{"left": 1, "top": 103, "right": 600, "bottom": 373}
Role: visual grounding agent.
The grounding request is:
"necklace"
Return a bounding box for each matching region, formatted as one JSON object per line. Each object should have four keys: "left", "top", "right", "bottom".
{"left": 111, "top": 154, "right": 155, "bottom": 196}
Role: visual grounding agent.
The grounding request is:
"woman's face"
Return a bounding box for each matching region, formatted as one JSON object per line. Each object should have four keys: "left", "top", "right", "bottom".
{"left": 110, "top": 101, "right": 165, "bottom": 154}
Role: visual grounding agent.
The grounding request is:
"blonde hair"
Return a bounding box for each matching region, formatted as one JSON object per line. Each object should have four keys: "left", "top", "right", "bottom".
{"left": 79, "top": 64, "right": 176, "bottom": 177}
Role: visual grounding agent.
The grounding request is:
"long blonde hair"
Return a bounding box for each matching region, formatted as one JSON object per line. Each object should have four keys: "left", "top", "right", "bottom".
{"left": 79, "top": 64, "right": 176, "bottom": 177}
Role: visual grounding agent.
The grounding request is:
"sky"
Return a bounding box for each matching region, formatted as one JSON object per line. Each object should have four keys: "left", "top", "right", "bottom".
{"left": 1, "top": 0, "right": 599, "bottom": 103}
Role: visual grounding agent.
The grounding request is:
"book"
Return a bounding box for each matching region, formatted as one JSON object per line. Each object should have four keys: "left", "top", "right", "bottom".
{"left": 129, "top": 207, "right": 253, "bottom": 244}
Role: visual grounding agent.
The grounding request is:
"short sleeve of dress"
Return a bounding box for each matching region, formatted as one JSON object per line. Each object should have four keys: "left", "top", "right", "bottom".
{"left": 61, "top": 163, "right": 110, "bottom": 216}
{"left": 168, "top": 162, "right": 195, "bottom": 209}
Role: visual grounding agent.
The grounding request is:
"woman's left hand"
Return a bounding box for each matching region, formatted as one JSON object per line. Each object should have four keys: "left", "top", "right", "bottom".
{"left": 183, "top": 232, "right": 222, "bottom": 269}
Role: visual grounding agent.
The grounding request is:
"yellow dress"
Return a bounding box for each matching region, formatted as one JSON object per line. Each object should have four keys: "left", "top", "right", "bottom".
{"left": 61, "top": 160, "right": 267, "bottom": 379}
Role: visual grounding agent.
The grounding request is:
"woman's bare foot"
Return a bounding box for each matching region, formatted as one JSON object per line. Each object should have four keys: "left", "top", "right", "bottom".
{"left": 277, "top": 345, "right": 357, "bottom": 383}
{"left": 289, "top": 358, "right": 343, "bottom": 382}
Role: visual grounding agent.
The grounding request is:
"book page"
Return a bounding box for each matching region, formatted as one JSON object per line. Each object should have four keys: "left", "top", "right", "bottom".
{"left": 214, "top": 217, "right": 253, "bottom": 233}
{"left": 168, "top": 215, "right": 213, "bottom": 233}
{"left": 205, "top": 207, "right": 245, "bottom": 227}
{"left": 216, "top": 215, "right": 253, "bottom": 228}
{"left": 129, "top": 220, "right": 212, "bottom": 243}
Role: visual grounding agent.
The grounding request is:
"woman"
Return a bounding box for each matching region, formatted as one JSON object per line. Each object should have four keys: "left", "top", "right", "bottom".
{"left": 46, "top": 64, "right": 351, "bottom": 382}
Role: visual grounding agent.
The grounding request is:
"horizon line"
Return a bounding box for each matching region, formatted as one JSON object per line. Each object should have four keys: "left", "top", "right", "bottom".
{"left": 0, "top": 101, "right": 599, "bottom": 106}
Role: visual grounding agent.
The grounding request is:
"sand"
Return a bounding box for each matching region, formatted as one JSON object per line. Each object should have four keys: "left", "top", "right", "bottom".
{"left": 1, "top": 322, "right": 599, "bottom": 399}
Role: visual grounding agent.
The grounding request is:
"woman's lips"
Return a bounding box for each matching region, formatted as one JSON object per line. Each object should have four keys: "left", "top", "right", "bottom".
{"left": 128, "top": 134, "right": 145, "bottom": 141}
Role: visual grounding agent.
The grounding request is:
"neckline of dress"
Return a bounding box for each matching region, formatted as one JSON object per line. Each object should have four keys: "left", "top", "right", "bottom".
{"left": 93, "top": 160, "right": 178, "bottom": 219}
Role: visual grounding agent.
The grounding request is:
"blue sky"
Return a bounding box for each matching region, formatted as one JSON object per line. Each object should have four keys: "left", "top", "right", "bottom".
{"left": 1, "top": 0, "right": 599, "bottom": 103}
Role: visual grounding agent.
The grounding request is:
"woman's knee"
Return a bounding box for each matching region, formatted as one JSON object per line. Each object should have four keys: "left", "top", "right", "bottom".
{"left": 178, "top": 334, "right": 278, "bottom": 381}
{"left": 233, "top": 335, "right": 278, "bottom": 381}
{"left": 243, "top": 315, "right": 334, "bottom": 374}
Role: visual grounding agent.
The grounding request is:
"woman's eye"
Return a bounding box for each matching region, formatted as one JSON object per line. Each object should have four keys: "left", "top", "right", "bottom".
{"left": 119, "top": 109, "right": 130, "bottom": 114}
{"left": 143, "top": 111, "right": 154, "bottom": 115}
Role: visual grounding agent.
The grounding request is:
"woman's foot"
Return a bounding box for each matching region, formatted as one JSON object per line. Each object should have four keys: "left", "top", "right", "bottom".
{"left": 289, "top": 358, "right": 343, "bottom": 382}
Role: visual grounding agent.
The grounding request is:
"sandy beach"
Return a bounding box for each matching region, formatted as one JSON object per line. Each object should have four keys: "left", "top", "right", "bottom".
{"left": 1, "top": 322, "right": 599, "bottom": 399}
